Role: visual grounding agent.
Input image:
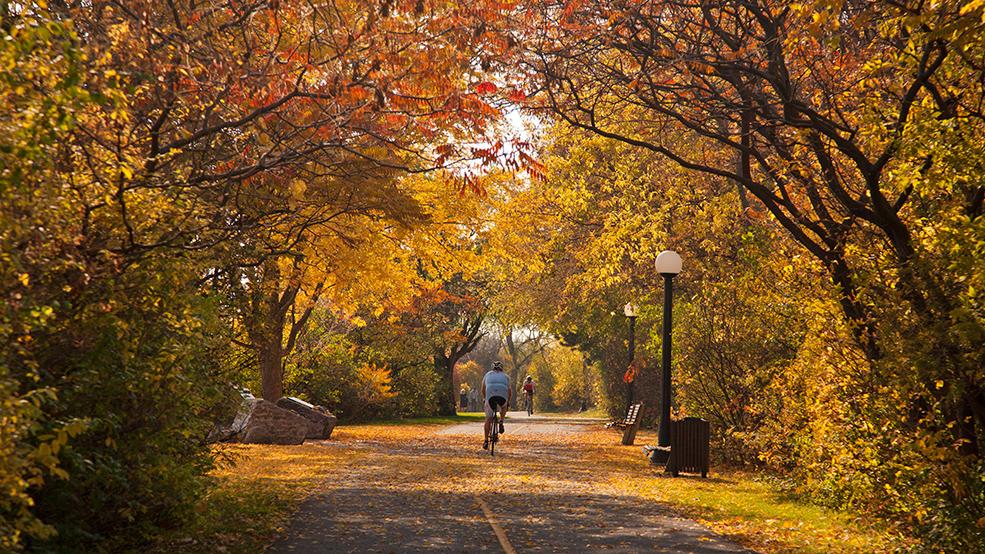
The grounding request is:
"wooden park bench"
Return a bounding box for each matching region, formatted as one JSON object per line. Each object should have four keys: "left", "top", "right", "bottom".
{"left": 606, "top": 402, "right": 643, "bottom": 445}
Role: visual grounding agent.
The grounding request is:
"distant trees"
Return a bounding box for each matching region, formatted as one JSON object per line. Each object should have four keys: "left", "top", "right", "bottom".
{"left": 498, "top": 323, "right": 550, "bottom": 406}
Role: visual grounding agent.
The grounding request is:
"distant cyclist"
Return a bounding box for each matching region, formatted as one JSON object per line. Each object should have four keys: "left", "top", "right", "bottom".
{"left": 482, "top": 361, "right": 511, "bottom": 450}
{"left": 522, "top": 376, "right": 535, "bottom": 415}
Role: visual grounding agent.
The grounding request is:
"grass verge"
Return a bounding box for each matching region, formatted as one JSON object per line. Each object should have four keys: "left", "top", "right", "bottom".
{"left": 597, "top": 428, "right": 909, "bottom": 553}
{"left": 535, "top": 406, "right": 609, "bottom": 419}
{"left": 362, "top": 412, "right": 486, "bottom": 425}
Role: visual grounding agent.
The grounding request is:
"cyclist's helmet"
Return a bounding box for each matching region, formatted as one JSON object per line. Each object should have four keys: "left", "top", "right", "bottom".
{"left": 525, "top": 376, "right": 532, "bottom": 381}
{"left": 492, "top": 361, "right": 503, "bottom": 371}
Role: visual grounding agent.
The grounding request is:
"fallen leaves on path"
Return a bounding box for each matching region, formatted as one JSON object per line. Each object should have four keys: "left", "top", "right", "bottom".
{"left": 159, "top": 421, "right": 907, "bottom": 553}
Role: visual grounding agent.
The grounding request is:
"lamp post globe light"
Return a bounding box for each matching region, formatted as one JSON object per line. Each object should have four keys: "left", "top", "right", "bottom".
{"left": 656, "top": 250, "right": 681, "bottom": 447}
{"left": 623, "top": 302, "right": 639, "bottom": 412}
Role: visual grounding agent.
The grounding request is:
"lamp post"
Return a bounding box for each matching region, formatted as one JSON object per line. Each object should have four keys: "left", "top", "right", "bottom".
{"left": 656, "top": 250, "right": 682, "bottom": 447}
{"left": 623, "top": 302, "right": 638, "bottom": 413}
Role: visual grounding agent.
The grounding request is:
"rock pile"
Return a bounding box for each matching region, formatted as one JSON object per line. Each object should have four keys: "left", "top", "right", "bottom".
{"left": 209, "top": 390, "right": 337, "bottom": 445}
{"left": 276, "top": 396, "right": 337, "bottom": 440}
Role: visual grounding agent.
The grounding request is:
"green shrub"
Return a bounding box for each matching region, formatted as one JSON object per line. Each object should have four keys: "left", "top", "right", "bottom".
{"left": 20, "top": 259, "right": 232, "bottom": 552}
{"left": 391, "top": 365, "right": 440, "bottom": 418}
{"left": 282, "top": 319, "right": 441, "bottom": 420}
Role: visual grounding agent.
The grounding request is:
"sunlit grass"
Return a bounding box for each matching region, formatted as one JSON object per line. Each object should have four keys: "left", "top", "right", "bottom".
{"left": 362, "top": 412, "right": 486, "bottom": 425}
{"left": 632, "top": 472, "right": 904, "bottom": 552}
{"left": 535, "top": 406, "right": 609, "bottom": 419}
{"left": 597, "top": 428, "right": 908, "bottom": 553}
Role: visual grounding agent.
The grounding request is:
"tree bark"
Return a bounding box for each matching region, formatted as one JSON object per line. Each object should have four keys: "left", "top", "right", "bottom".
{"left": 504, "top": 332, "right": 521, "bottom": 409}
{"left": 245, "top": 257, "right": 326, "bottom": 402}
{"left": 434, "top": 352, "right": 457, "bottom": 416}
{"left": 260, "top": 340, "right": 284, "bottom": 401}
{"left": 434, "top": 314, "right": 486, "bottom": 416}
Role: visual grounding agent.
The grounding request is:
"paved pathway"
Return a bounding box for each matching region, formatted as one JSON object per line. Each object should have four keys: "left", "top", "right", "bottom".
{"left": 268, "top": 413, "right": 749, "bottom": 553}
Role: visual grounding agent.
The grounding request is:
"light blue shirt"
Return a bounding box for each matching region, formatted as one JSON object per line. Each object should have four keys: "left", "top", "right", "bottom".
{"left": 483, "top": 370, "right": 511, "bottom": 401}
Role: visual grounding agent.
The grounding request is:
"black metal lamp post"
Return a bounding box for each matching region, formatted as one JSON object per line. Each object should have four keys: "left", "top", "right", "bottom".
{"left": 656, "top": 250, "right": 682, "bottom": 447}
{"left": 623, "top": 302, "right": 638, "bottom": 413}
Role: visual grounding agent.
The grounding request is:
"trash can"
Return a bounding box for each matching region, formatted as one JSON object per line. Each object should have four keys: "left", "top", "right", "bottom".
{"left": 666, "top": 417, "right": 710, "bottom": 477}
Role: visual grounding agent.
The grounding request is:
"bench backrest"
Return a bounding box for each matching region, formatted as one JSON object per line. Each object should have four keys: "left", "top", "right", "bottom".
{"left": 620, "top": 402, "right": 644, "bottom": 445}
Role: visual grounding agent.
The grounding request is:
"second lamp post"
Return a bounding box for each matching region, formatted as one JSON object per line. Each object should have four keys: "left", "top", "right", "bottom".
{"left": 623, "top": 302, "right": 638, "bottom": 413}
{"left": 656, "top": 250, "right": 682, "bottom": 447}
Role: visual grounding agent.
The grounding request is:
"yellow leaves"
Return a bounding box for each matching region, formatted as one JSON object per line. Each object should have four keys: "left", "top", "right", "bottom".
{"left": 349, "top": 315, "right": 367, "bottom": 328}
{"left": 960, "top": 0, "right": 985, "bottom": 17}
{"left": 355, "top": 364, "right": 397, "bottom": 403}
{"left": 286, "top": 177, "right": 310, "bottom": 202}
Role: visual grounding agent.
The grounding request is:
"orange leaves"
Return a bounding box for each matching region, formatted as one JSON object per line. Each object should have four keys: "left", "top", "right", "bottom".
{"left": 561, "top": 0, "right": 588, "bottom": 22}
{"left": 433, "top": 143, "right": 457, "bottom": 168}
{"left": 456, "top": 174, "right": 489, "bottom": 198}
{"left": 384, "top": 112, "right": 409, "bottom": 127}
{"left": 517, "top": 150, "right": 546, "bottom": 181}
{"left": 623, "top": 356, "right": 647, "bottom": 383}
{"left": 743, "top": 206, "right": 767, "bottom": 221}
{"left": 475, "top": 81, "right": 497, "bottom": 95}
{"left": 685, "top": 60, "right": 717, "bottom": 76}
{"left": 345, "top": 84, "right": 374, "bottom": 104}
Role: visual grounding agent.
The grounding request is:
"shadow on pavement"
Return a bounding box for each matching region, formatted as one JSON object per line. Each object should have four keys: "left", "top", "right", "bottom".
{"left": 268, "top": 485, "right": 750, "bottom": 553}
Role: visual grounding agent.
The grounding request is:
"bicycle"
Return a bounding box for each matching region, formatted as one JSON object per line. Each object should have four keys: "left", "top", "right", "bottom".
{"left": 489, "top": 410, "right": 502, "bottom": 456}
{"left": 524, "top": 392, "right": 534, "bottom": 416}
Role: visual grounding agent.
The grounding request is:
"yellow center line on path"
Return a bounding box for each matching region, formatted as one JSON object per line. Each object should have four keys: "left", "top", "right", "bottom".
{"left": 474, "top": 494, "right": 518, "bottom": 554}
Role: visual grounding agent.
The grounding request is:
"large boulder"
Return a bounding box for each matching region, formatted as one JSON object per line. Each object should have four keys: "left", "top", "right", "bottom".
{"left": 206, "top": 387, "right": 256, "bottom": 443}
{"left": 276, "top": 396, "right": 337, "bottom": 440}
{"left": 234, "top": 398, "right": 309, "bottom": 445}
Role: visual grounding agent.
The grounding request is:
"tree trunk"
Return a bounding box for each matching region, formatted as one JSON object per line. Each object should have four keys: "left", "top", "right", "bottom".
{"left": 507, "top": 367, "right": 520, "bottom": 410}
{"left": 434, "top": 353, "right": 457, "bottom": 416}
{"left": 260, "top": 340, "right": 284, "bottom": 401}
{"left": 246, "top": 259, "right": 324, "bottom": 403}
{"left": 826, "top": 255, "right": 882, "bottom": 362}
{"left": 254, "top": 286, "right": 289, "bottom": 401}
{"left": 894, "top": 260, "right": 982, "bottom": 456}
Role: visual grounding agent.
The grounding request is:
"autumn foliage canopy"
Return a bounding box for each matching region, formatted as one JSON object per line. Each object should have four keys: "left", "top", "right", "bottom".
{"left": 2, "top": 0, "right": 985, "bottom": 551}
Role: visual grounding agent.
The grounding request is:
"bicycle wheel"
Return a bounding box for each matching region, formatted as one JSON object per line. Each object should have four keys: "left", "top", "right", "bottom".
{"left": 490, "top": 423, "right": 497, "bottom": 456}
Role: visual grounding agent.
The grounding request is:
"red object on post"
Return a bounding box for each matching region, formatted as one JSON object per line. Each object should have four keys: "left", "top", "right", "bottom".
{"left": 623, "top": 366, "right": 636, "bottom": 383}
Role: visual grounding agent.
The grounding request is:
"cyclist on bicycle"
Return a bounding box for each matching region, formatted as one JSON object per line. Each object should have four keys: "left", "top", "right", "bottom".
{"left": 522, "top": 376, "right": 535, "bottom": 415}
{"left": 482, "top": 361, "right": 511, "bottom": 450}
